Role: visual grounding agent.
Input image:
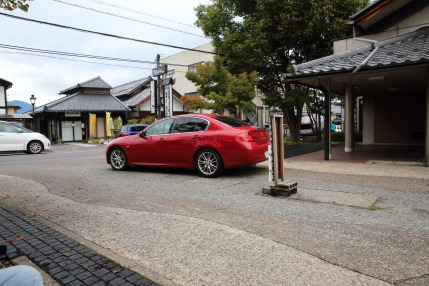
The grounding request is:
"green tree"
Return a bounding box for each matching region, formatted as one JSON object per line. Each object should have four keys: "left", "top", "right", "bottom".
{"left": 0, "top": 0, "right": 32, "bottom": 11}
{"left": 195, "top": 0, "right": 368, "bottom": 140}
{"left": 185, "top": 59, "right": 258, "bottom": 115}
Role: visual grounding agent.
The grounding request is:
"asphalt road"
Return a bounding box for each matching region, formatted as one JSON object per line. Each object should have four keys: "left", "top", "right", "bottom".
{"left": 0, "top": 143, "right": 428, "bottom": 286}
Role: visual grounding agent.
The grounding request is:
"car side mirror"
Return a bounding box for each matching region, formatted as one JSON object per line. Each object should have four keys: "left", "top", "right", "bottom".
{"left": 18, "top": 128, "right": 23, "bottom": 133}
{"left": 139, "top": 131, "right": 145, "bottom": 137}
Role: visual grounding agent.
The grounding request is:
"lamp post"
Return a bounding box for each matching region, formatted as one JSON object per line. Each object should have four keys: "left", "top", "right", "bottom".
{"left": 30, "top": 94, "right": 36, "bottom": 130}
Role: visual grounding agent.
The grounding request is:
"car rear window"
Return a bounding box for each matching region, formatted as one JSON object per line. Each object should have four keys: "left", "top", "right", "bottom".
{"left": 301, "top": 124, "right": 312, "bottom": 130}
{"left": 212, "top": 116, "right": 250, "bottom": 127}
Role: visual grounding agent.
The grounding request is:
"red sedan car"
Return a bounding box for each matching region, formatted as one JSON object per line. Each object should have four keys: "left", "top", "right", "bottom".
{"left": 106, "top": 114, "right": 270, "bottom": 177}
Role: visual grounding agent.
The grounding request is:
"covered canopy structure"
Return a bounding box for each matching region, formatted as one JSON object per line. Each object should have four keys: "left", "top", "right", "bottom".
{"left": 284, "top": 0, "right": 429, "bottom": 166}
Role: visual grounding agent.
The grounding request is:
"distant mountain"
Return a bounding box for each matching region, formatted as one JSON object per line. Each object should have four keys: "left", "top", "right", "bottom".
{"left": 8, "top": 100, "right": 34, "bottom": 114}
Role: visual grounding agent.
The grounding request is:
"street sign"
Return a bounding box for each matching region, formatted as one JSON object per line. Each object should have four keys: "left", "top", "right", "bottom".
{"left": 150, "top": 80, "right": 156, "bottom": 114}
{"left": 152, "top": 65, "right": 168, "bottom": 77}
{"left": 164, "top": 84, "right": 173, "bottom": 117}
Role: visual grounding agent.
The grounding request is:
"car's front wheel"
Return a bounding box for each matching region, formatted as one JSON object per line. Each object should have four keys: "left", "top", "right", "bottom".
{"left": 109, "top": 147, "right": 128, "bottom": 171}
{"left": 195, "top": 148, "right": 224, "bottom": 178}
{"left": 26, "top": 141, "right": 43, "bottom": 154}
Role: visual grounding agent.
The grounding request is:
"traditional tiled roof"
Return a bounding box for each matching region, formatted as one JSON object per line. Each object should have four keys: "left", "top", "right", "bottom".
{"left": 123, "top": 88, "right": 151, "bottom": 107}
{"left": 288, "top": 27, "right": 429, "bottom": 78}
{"left": 60, "top": 76, "right": 112, "bottom": 94}
{"left": 34, "top": 92, "right": 130, "bottom": 113}
{"left": 0, "top": 78, "right": 12, "bottom": 89}
{"left": 111, "top": 77, "right": 151, "bottom": 97}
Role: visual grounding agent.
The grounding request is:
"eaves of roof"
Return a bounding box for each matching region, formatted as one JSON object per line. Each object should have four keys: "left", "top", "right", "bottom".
{"left": 286, "top": 27, "right": 429, "bottom": 79}
{"left": 34, "top": 92, "right": 130, "bottom": 113}
{"left": 0, "top": 78, "right": 13, "bottom": 89}
{"left": 111, "top": 77, "right": 151, "bottom": 97}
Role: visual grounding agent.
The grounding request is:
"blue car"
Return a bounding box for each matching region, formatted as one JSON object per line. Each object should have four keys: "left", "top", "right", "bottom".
{"left": 118, "top": 124, "right": 148, "bottom": 137}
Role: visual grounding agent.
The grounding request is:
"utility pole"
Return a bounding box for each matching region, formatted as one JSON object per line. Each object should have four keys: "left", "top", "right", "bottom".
{"left": 156, "top": 54, "right": 161, "bottom": 120}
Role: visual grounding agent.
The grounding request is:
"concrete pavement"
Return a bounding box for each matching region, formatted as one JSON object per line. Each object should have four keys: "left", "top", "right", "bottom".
{"left": 0, "top": 143, "right": 428, "bottom": 285}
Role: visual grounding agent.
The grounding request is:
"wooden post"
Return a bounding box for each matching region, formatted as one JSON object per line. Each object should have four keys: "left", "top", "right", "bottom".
{"left": 262, "top": 114, "right": 297, "bottom": 196}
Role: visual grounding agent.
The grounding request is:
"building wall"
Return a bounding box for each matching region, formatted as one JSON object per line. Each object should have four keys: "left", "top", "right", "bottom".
{"left": 370, "top": 93, "right": 425, "bottom": 144}
{"left": 334, "top": 5, "right": 429, "bottom": 54}
{"left": 362, "top": 95, "right": 375, "bottom": 144}
{"left": 160, "top": 43, "right": 214, "bottom": 96}
{"left": 0, "top": 86, "right": 6, "bottom": 115}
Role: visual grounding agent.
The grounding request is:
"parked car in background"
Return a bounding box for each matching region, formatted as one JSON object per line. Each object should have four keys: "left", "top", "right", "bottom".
{"left": 0, "top": 121, "right": 51, "bottom": 154}
{"left": 118, "top": 124, "right": 148, "bottom": 137}
{"left": 106, "top": 114, "right": 270, "bottom": 178}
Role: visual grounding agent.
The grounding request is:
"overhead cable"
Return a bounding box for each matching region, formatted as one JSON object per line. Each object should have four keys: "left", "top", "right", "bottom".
{"left": 53, "top": 0, "right": 206, "bottom": 39}
{"left": 0, "top": 50, "right": 151, "bottom": 69}
{"left": 0, "top": 43, "right": 194, "bottom": 68}
{"left": 0, "top": 12, "right": 216, "bottom": 55}
{"left": 84, "top": 0, "right": 198, "bottom": 29}
{"left": 0, "top": 43, "right": 156, "bottom": 64}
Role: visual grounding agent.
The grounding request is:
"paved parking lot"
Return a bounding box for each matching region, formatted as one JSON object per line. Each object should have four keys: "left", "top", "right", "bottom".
{"left": 0, "top": 143, "right": 428, "bottom": 285}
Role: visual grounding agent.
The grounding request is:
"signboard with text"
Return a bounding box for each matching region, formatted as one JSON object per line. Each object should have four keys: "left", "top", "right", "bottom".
{"left": 65, "top": 111, "right": 81, "bottom": 117}
{"left": 152, "top": 65, "right": 168, "bottom": 77}
{"left": 150, "top": 80, "right": 156, "bottom": 114}
{"left": 164, "top": 84, "right": 173, "bottom": 117}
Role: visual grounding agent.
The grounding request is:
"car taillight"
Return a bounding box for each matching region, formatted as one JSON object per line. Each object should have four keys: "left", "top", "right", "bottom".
{"left": 123, "top": 132, "right": 129, "bottom": 136}
{"left": 236, "top": 132, "right": 255, "bottom": 142}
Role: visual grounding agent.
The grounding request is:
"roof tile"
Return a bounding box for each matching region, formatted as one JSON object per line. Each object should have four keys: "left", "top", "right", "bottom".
{"left": 289, "top": 27, "right": 429, "bottom": 77}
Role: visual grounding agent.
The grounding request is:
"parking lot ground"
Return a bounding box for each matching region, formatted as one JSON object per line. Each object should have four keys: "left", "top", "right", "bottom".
{"left": 0, "top": 143, "right": 428, "bottom": 285}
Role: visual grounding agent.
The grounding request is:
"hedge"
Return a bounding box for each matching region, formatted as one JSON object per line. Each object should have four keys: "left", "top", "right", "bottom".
{"left": 331, "top": 131, "right": 362, "bottom": 142}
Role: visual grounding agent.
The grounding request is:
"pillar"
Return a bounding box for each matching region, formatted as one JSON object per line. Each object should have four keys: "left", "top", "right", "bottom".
{"left": 324, "top": 78, "right": 332, "bottom": 160}
{"left": 425, "top": 68, "right": 429, "bottom": 167}
{"left": 345, "top": 84, "right": 354, "bottom": 152}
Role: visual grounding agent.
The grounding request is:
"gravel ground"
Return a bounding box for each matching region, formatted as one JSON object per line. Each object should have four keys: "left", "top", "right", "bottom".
{"left": 0, "top": 151, "right": 428, "bottom": 285}
{"left": 60, "top": 162, "right": 429, "bottom": 232}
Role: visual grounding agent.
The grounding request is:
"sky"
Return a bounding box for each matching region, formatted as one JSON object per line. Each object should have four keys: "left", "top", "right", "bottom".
{"left": 1, "top": 0, "right": 212, "bottom": 106}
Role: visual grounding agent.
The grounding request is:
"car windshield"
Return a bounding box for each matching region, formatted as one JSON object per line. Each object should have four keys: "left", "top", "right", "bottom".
{"left": 212, "top": 116, "right": 250, "bottom": 127}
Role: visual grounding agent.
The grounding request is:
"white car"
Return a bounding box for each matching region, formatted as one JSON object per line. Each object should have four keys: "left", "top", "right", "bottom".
{"left": 0, "top": 120, "right": 51, "bottom": 154}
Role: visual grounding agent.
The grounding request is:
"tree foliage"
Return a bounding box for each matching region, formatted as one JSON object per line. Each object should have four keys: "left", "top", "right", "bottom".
{"left": 195, "top": 0, "right": 369, "bottom": 140}
{"left": 0, "top": 0, "right": 32, "bottom": 11}
{"left": 185, "top": 59, "right": 258, "bottom": 114}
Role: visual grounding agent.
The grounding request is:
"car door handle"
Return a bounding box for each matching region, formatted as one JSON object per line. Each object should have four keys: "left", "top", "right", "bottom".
{"left": 192, "top": 135, "right": 199, "bottom": 139}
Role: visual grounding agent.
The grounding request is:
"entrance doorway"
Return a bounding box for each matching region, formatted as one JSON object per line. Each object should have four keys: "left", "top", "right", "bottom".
{"left": 62, "top": 121, "right": 83, "bottom": 142}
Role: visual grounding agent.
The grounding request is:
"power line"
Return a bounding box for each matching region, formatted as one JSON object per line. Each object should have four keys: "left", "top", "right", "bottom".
{"left": 53, "top": 0, "right": 206, "bottom": 39}
{"left": 0, "top": 50, "right": 151, "bottom": 69}
{"left": 0, "top": 43, "right": 156, "bottom": 64}
{"left": 0, "top": 12, "right": 216, "bottom": 55}
{"left": 84, "top": 0, "right": 198, "bottom": 29}
{"left": 0, "top": 43, "right": 197, "bottom": 68}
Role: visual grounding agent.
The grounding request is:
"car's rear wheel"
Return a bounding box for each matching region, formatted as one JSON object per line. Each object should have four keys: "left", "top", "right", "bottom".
{"left": 195, "top": 148, "right": 223, "bottom": 178}
{"left": 109, "top": 147, "right": 128, "bottom": 171}
{"left": 26, "top": 141, "right": 43, "bottom": 154}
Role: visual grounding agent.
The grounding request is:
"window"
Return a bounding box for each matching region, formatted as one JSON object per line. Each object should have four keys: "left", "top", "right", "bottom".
{"left": 188, "top": 61, "right": 204, "bottom": 74}
{"left": 0, "top": 122, "right": 29, "bottom": 133}
{"left": 172, "top": 117, "right": 208, "bottom": 133}
{"left": 212, "top": 116, "right": 250, "bottom": 127}
{"left": 145, "top": 118, "right": 174, "bottom": 136}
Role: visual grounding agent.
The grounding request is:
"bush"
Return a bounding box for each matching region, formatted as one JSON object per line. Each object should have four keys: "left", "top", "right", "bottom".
{"left": 139, "top": 116, "right": 156, "bottom": 124}
{"left": 126, "top": 117, "right": 156, "bottom": 125}
{"left": 331, "top": 131, "right": 362, "bottom": 142}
